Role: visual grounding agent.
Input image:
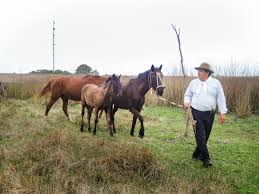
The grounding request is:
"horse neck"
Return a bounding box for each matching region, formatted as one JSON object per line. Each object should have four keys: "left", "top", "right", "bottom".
{"left": 125, "top": 72, "right": 149, "bottom": 96}
{"left": 134, "top": 72, "right": 150, "bottom": 96}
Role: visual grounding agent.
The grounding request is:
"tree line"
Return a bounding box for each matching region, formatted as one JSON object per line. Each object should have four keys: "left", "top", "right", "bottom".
{"left": 30, "top": 64, "right": 99, "bottom": 75}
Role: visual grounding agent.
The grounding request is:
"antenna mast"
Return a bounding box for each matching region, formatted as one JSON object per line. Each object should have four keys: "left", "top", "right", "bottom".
{"left": 52, "top": 20, "right": 55, "bottom": 74}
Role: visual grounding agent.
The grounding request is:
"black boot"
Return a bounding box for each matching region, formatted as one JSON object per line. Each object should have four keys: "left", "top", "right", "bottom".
{"left": 192, "top": 148, "right": 201, "bottom": 160}
{"left": 192, "top": 154, "right": 204, "bottom": 161}
{"left": 203, "top": 159, "right": 213, "bottom": 167}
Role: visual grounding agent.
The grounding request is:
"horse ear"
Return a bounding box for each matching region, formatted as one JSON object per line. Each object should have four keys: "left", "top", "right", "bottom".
{"left": 151, "top": 65, "right": 155, "bottom": 72}
{"left": 118, "top": 74, "right": 121, "bottom": 79}
{"left": 106, "top": 77, "right": 111, "bottom": 82}
{"left": 159, "top": 64, "right": 162, "bottom": 70}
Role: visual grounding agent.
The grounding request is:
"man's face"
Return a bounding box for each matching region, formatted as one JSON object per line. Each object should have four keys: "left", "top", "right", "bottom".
{"left": 198, "top": 69, "right": 209, "bottom": 80}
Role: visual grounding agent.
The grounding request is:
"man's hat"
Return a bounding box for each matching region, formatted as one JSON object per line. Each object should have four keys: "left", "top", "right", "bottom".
{"left": 194, "top": 62, "right": 214, "bottom": 73}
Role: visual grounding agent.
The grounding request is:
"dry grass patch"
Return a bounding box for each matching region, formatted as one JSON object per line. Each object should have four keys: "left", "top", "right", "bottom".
{"left": 0, "top": 129, "right": 163, "bottom": 193}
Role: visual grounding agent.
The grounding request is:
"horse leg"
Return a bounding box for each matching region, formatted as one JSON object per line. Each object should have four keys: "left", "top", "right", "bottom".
{"left": 80, "top": 103, "right": 85, "bottom": 132}
{"left": 93, "top": 108, "right": 99, "bottom": 135}
{"left": 130, "top": 116, "right": 137, "bottom": 137}
{"left": 137, "top": 105, "right": 144, "bottom": 138}
{"left": 129, "top": 107, "right": 144, "bottom": 138}
{"left": 106, "top": 107, "right": 113, "bottom": 137}
{"left": 45, "top": 96, "right": 59, "bottom": 117}
{"left": 87, "top": 107, "right": 93, "bottom": 132}
{"left": 61, "top": 96, "right": 73, "bottom": 122}
{"left": 112, "top": 106, "right": 118, "bottom": 133}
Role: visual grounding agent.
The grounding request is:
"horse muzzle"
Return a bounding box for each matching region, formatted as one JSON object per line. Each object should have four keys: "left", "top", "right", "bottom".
{"left": 156, "top": 86, "right": 165, "bottom": 96}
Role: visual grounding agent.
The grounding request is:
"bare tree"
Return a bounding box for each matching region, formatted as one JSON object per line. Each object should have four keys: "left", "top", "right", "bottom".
{"left": 171, "top": 24, "right": 186, "bottom": 78}
{"left": 171, "top": 24, "right": 196, "bottom": 137}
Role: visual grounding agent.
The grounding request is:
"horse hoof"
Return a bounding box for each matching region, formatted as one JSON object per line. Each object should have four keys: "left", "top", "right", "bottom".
{"left": 138, "top": 134, "right": 144, "bottom": 138}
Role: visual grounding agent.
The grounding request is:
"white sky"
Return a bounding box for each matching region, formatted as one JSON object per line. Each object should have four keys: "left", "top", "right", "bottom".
{"left": 0, "top": 0, "right": 258, "bottom": 75}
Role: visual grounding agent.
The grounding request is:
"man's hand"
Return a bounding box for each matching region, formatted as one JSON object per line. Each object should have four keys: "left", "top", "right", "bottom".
{"left": 219, "top": 114, "right": 225, "bottom": 124}
{"left": 184, "top": 102, "right": 190, "bottom": 109}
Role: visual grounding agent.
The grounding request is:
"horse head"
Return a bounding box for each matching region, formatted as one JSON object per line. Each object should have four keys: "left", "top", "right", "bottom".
{"left": 148, "top": 64, "right": 165, "bottom": 96}
{"left": 105, "top": 74, "right": 122, "bottom": 97}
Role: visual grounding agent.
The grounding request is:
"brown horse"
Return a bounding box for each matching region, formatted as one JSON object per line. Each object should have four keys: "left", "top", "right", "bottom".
{"left": 39, "top": 75, "right": 107, "bottom": 121}
{"left": 111, "top": 65, "right": 165, "bottom": 138}
{"left": 80, "top": 74, "right": 122, "bottom": 136}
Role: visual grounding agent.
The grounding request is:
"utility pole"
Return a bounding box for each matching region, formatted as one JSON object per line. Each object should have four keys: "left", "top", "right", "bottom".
{"left": 52, "top": 20, "right": 55, "bottom": 74}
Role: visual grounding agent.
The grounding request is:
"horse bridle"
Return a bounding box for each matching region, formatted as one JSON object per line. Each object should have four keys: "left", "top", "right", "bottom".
{"left": 148, "top": 71, "right": 165, "bottom": 91}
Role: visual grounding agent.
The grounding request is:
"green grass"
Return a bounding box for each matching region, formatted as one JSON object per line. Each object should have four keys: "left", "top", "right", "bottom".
{"left": 0, "top": 99, "right": 258, "bottom": 193}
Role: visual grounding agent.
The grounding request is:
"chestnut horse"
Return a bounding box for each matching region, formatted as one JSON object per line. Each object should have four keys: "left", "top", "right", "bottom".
{"left": 39, "top": 75, "right": 107, "bottom": 121}
{"left": 111, "top": 65, "right": 165, "bottom": 138}
{"left": 80, "top": 74, "right": 122, "bottom": 136}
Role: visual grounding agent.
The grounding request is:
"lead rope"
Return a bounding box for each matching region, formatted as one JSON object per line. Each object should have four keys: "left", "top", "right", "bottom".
{"left": 156, "top": 96, "right": 196, "bottom": 138}
{"left": 148, "top": 72, "right": 196, "bottom": 137}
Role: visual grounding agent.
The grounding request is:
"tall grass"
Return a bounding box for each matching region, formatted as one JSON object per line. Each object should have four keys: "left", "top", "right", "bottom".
{"left": 145, "top": 63, "right": 259, "bottom": 117}
{"left": 145, "top": 76, "right": 259, "bottom": 117}
{"left": 219, "top": 76, "right": 259, "bottom": 117}
{"left": 1, "top": 71, "right": 258, "bottom": 117}
{"left": 4, "top": 82, "right": 44, "bottom": 99}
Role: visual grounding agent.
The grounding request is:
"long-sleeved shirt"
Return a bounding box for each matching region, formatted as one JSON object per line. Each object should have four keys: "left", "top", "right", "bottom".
{"left": 184, "top": 77, "right": 228, "bottom": 114}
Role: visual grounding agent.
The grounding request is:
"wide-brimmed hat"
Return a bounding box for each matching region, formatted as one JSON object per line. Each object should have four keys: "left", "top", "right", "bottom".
{"left": 194, "top": 62, "right": 214, "bottom": 73}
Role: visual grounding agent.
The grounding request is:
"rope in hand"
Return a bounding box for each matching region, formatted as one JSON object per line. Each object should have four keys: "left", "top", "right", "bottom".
{"left": 157, "top": 96, "right": 196, "bottom": 137}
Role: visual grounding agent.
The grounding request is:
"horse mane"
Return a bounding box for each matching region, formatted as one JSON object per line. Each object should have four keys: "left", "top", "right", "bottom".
{"left": 136, "top": 67, "right": 163, "bottom": 81}
{"left": 126, "top": 70, "right": 148, "bottom": 84}
{"left": 99, "top": 77, "right": 111, "bottom": 89}
{"left": 137, "top": 70, "right": 150, "bottom": 80}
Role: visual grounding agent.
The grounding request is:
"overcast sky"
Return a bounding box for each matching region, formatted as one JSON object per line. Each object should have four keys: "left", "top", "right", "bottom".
{"left": 0, "top": 0, "right": 258, "bottom": 75}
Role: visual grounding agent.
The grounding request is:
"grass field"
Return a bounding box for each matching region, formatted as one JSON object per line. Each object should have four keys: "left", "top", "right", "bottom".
{"left": 0, "top": 98, "right": 259, "bottom": 193}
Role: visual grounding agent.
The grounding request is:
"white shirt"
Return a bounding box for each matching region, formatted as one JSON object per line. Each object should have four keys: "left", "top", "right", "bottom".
{"left": 184, "top": 77, "right": 228, "bottom": 114}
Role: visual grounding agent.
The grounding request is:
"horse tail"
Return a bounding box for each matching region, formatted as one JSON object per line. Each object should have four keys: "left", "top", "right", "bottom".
{"left": 38, "top": 80, "right": 52, "bottom": 98}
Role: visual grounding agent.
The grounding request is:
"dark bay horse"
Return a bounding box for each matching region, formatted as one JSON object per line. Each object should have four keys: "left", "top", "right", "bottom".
{"left": 39, "top": 75, "right": 107, "bottom": 121}
{"left": 111, "top": 65, "right": 165, "bottom": 138}
{"left": 81, "top": 74, "right": 122, "bottom": 136}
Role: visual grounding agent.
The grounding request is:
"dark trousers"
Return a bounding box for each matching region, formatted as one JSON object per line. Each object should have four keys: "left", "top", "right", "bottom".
{"left": 191, "top": 107, "right": 215, "bottom": 161}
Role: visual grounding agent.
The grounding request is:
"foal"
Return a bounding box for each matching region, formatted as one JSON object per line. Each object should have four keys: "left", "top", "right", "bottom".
{"left": 80, "top": 74, "right": 122, "bottom": 136}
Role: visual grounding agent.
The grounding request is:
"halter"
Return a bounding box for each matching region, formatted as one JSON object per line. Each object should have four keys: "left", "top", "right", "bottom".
{"left": 148, "top": 71, "right": 165, "bottom": 91}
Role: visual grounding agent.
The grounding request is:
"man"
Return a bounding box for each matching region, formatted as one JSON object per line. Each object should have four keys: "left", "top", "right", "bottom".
{"left": 184, "top": 62, "right": 227, "bottom": 167}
